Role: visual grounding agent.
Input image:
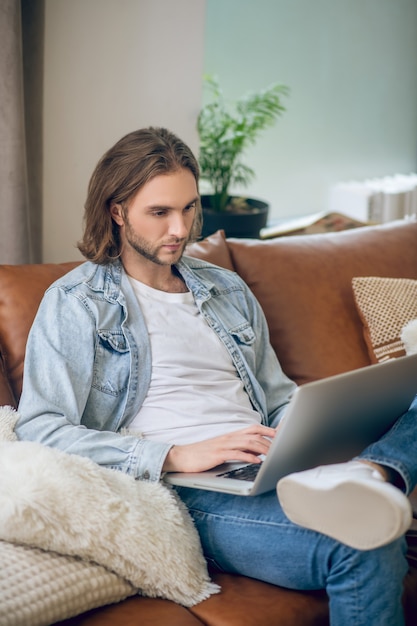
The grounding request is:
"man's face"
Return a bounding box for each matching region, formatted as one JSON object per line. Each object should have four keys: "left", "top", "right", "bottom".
{"left": 112, "top": 168, "right": 199, "bottom": 267}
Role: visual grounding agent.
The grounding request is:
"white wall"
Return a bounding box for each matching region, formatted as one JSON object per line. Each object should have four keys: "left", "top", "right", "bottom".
{"left": 43, "top": 0, "right": 417, "bottom": 260}
{"left": 43, "top": 0, "right": 206, "bottom": 262}
{"left": 203, "top": 0, "right": 417, "bottom": 222}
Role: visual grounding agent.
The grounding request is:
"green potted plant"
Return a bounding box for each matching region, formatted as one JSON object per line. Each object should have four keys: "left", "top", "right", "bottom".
{"left": 197, "top": 75, "right": 289, "bottom": 238}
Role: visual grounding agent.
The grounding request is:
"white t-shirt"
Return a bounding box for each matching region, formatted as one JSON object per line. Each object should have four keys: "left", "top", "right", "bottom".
{"left": 128, "top": 277, "right": 261, "bottom": 444}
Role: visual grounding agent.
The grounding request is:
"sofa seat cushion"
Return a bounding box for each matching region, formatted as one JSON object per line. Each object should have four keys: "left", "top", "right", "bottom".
{"left": 56, "top": 574, "right": 330, "bottom": 626}
{"left": 57, "top": 595, "right": 206, "bottom": 626}
{"left": 189, "top": 573, "right": 329, "bottom": 626}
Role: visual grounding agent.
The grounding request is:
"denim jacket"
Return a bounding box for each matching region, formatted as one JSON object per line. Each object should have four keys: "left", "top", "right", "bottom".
{"left": 16, "top": 257, "right": 296, "bottom": 481}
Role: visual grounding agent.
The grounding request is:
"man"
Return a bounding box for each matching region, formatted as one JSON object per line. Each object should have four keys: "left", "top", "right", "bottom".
{"left": 16, "top": 127, "right": 417, "bottom": 625}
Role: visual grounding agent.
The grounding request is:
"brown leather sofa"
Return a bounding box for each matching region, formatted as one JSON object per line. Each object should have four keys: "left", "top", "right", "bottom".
{"left": 1, "top": 218, "right": 417, "bottom": 626}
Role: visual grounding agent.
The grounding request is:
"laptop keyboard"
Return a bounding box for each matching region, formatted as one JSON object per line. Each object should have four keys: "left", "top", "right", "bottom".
{"left": 216, "top": 463, "right": 262, "bottom": 482}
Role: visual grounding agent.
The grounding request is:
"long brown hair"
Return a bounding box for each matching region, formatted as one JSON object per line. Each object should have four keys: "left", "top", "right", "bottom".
{"left": 77, "top": 127, "right": 201, "bottom": 264}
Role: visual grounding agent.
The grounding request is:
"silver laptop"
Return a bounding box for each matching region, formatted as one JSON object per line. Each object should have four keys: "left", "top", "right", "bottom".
{"left": 164, "top": 353, "right": 417, "bottom": 496}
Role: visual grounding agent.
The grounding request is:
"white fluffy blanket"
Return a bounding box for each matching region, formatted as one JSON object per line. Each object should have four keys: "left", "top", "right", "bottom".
{"left": 0, "top": 406, "right": 219, "bottom": 607}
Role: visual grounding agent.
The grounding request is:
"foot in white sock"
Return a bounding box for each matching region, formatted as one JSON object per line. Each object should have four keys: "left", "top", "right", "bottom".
{"left": 276, "top": 461, "right": 412, "bottom": 550}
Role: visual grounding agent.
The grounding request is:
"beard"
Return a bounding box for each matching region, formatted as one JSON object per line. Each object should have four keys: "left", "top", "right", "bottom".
{"left": 123, "top": 217, "right": 187, "bottom": 266}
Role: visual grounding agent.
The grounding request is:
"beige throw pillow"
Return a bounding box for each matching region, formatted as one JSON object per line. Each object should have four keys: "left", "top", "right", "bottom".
{"left": 352, "top": 276, "right": 417, "bottom": 362}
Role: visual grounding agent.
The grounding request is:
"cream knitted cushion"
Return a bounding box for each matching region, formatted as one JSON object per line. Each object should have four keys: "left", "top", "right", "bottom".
{"left": 0, "top": 541, "right": 135, "bottom": 626}
{"left": 352, "top": 277, "right": 417, "bottom": 362}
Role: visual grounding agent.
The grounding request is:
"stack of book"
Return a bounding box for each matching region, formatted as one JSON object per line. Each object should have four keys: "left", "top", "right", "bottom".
{"left": 329, "top": 173, "right": 417, "bottom": 223}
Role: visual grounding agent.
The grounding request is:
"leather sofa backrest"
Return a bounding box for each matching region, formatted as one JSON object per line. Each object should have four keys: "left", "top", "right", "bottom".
{"left": 0, "top": 229, "right": 234, "bottom": 407}
{"left": 1, "top": 220, "right": 416, "bottom": 407}
{"left": 226, "top": 220, "right": 417, "bottom": 384}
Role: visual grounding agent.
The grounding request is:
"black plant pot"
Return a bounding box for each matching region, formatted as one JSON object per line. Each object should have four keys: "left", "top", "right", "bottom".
{"left": 200, "top": 195, "right": 269, "bottom": 239}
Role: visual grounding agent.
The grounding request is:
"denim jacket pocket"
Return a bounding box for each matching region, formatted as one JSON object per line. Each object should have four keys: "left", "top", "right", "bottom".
{"left": 93, "top": 329, "right": 130, "bottom": 396}
{"left": 229, "top": 323, "right": 256, "bottom": 345}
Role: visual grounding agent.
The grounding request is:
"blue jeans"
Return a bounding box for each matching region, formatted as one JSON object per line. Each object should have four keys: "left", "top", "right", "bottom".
{"left": 357, "top": 395, "right": 417, "bottom": 493}
{"left": 175, "top": 397, "right": 417, "bottom": 625}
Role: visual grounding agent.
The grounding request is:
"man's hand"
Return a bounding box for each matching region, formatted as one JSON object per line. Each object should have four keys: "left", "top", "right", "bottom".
{"left": 162, "top": 424, "right": 276, "bottom": 473}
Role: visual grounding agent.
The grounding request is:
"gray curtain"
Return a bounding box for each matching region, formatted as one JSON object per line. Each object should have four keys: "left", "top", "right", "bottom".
{"left": 0, "top": 0, "right": 43, "bottom": 264}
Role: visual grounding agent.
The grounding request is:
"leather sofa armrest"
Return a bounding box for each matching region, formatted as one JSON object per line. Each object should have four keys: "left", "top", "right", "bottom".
{"left": 0, "top": 261, "right": 81, "bottom": 403}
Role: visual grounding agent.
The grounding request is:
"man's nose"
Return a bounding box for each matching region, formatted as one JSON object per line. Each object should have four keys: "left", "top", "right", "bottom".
{"left": 168, "top": 213, "right": 189, "bottom": 239}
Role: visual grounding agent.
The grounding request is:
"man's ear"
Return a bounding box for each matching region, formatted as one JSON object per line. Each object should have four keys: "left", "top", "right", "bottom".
{"left": 110, "top": 202, "right": 124, "bottom": 226}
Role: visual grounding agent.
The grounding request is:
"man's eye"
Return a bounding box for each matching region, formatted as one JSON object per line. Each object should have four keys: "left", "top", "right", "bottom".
{"left": 184, "top": 203, "right": 196, "bottom": 213}
{"left": 152, "top": 209, "right": 167, "bottom": 217}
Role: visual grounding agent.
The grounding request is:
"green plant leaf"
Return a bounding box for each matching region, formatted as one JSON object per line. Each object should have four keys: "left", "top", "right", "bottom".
{"left": 197, "top": 76, "right": 289, "bottom": 212}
